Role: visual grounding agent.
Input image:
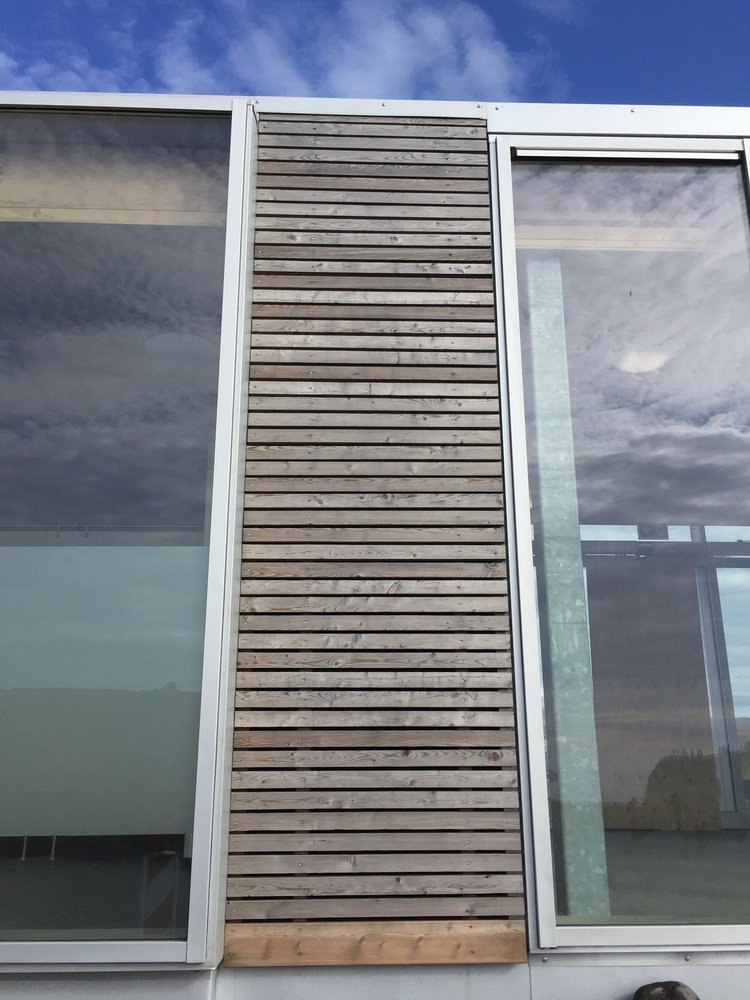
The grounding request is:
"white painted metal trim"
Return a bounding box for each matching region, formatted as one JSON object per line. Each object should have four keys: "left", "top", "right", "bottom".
{"left": 509, "top": 135, "right": 742, "bottom": 155}
{"left": 491, "top": 136, "right": 558, "bottom": 950}
{"left": 185, "top": 98, "right": 251, "bottom": 967}
{"left": 489, "top": 137, "right": 540, "bottom": 953}
{"left": 488, "top": 102, "right": 750, "bottom": 138}
{"left": 250, "top": 95, "right": 491, "bottom": 118}
{"left": 0, "top": 942, "right": 187, "bottom": 966}
{"left": 554, "top": 925, "right": 750, "bottom": 951}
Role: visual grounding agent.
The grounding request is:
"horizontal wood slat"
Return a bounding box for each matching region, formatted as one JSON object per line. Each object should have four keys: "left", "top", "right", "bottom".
{"left": 230, "top": 807, "right": 519, "bottom": 829}
{"left": 227, "top": 113, "right": 523, "bottom": 968}
{"left": 227, "top": 898, "right": 525, "bottom": 920}
{"left": 225, "top": 920, "right": 526, "bottom": 966}
{"left": 228, "top": 853, "right": 521, "bottom": 874}
{"left": 229, "top": 830, "right": 520, "bottom": 850}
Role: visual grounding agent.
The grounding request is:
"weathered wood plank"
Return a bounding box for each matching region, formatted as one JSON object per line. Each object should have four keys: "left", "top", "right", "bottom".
{"left": 244, "top": 485, "right": 502, "bottom": 501}
{"left": 251, "top": 316, "right": 495, "bottom": 332}
{"left": 230, "top": 789, "right": 518, "bottom": 812}
{"left": 232, "top": 768, "right": 517, "bottom": 790}
{"left": 229, "top": 853, "right": 520, "bottom": 875}
{"left": 250, "top": 336, "right": 497, "bottom": 352}
{"left": 256, "top": 188, "right": 490, "bottom": 205}
{"left": 258, "top": 148, "right": 488, "bottom": 167}
{"left": 242, "top": 526, "right": 503, "bottom": 543}
{"left": 241, "top": 561, "right": 504, "bottom": 580}
{"left": 260, "top": 134, "right": 487, "bottom": 152}
{"left": 230, "top": 807, "right": 520, "bottom": 829}
{"left": 245, "top": 492, "right": 502, "bottom": 509}
{"left": 256, "top": 217, "right": 490, "bottom": 234}
{"left": 245, "top": 446, "right": 501, "bottom": 462}
{"left": 244, "top": 476, "right": 502, "bottom": 493}
{"left": 228, "top": 831, "right": 520, "bottom": 852}
{"left": 239, "top": 631, "right": 510, "bottom": 652}
{"left": 240, "top": 596, "right": 507, "bottom": 614}
{"left": 228, "top": 872, "right": 521, "bottom": 897}
{"left": 250, "top": 348, "right": 496, "bottom": 367}
{"left": 248, "top": 400, "right": 498, "bottom": 416}
{"left": 236, "top": 670, "right": 511, "bottom": 690}
{"left": 257, "top": 162, "right": 488, "bottom": 179}
{"left": 235, "top": 689, "right": 512, "bottom": 709}
{"left": 255, "top": 246, "right": 492, "bottom": 261}
{"left": 239, "top": 579, "right": 507, "bottom": 596}
{"left": 257, "top": 118, "right": 485, "bottom": 135}
{"left": 232, "top": 747, "right": 516, "bottom": 767}
{"left": 234, "top": 708, "right": 514, "bottom": 727}
{"left": 249, "top": 350, "right": 498, "bottom": 366}
{"left": 250, "top": 366, "right": 497, "bottom": 383}
{"left": 247, "top": 408, "right": 499, "bottom": 423}
{"left": 237, "top": 634, "right": 510, "bottom": 651}
{"left": 244, "top": 510, "right": 503, "bottom": 527}
{"left": 236, "top": 650, "right": 509, "bottom": 669}
{"left": 255, "top": 231, "right": 490, "bottom": 247}
{"left": 241, "top": 559, "right": 504, "bottom": 578}
{"left": 245, "top": 466, "right": 502, "bottom": 483}
{"left": 241, "top": 543, "right": 505, "bottom": 560}
{"left": 254, "top": 260, "right": 493, "bottom": 276}
{"left": 226, "top": 897, "right": 524, "bottom": 920}
{"left": 257, "top": 122, "right": 484, "bottom": 139}
{"left": 255, "top": 203, "right": 491, "bottom": 220}
{"left": 258, "top": 175, "right": 489, "bottom": 193}
{"left": 249, "top": 379, "right": 497, "bottom": 396}
{"left": 224, "top": 919, "right": 526, "bottom": 967}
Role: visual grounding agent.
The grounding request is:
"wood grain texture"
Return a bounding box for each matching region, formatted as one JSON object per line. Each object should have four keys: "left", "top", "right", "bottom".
{"left": 231, "top": 768, "right": 517, "bottom": 789}
{"left": 226, "top": 898, "right": 525, "bottom": 920}
{"left": 227, "top": 112, "right": 522, "bottom": 958}
{"left": 224, "top": 920, "right": 526, "bottom": 967}
{"left": 229, "top": 807, "right": 520, "bottom": 829}
{"left": 229, "top": 831, "right": 521, "bottom": 851}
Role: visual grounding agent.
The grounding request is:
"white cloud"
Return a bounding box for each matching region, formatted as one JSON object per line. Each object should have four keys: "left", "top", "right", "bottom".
{"left": 0, "top": 0, "right": 560, "bottom": 100}
{"left": 0, "top": 16, "right": 149, "bottom": 93}
{"left": 156, "top": 16, "right": 224, "bottom": 93}
{"left": 216, "top": 0, "right": 527, "bottom": 101}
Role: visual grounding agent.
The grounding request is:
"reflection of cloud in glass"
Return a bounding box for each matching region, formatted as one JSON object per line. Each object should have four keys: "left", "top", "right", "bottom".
{"left": 0, "top": 223, "right": 225, "bottom": 527}
{"left": 516, "top": 161, "right": 750, "bottom": 525}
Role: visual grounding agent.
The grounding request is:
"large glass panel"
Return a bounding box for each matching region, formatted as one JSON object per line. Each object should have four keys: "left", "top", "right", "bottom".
{"left": 0, "top": 112, "right": 230, "bottom": 940}
{"left": 514, "top": 159, "right": 750, "bottom": 924}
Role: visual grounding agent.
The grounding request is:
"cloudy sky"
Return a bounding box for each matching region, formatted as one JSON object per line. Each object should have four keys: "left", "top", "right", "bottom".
{"left": 0, "top": 0, "right": 747, "bottom": 105}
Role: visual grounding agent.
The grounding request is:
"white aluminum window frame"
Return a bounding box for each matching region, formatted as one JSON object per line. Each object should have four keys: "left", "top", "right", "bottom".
{"left": 0, "top": 92, "right": 251, "bottom": 969}
{"left": 492, "top": 124, "right": 750, "bottom": 954}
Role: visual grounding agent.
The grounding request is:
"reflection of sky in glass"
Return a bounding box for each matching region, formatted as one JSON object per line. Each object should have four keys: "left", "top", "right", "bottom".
{"left": 0, "top": 112, "right": 230, "bottom": 529}
{"left": 717, "top": 568, "right": 750, "bottom": 719}
{"left": 516, "top": 161, "right": 750, "bottom": 527}
{"left": 0, "top": 223, "right": 226, "bottom": 527}
{"left": 0, "top": 547, "right": 208, "bottom": 692}
{"left": 0, "top": 114, "right": 231, "bottom": 864}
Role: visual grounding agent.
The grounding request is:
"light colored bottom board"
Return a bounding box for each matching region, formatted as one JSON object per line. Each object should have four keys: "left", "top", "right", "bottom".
{"left": 224, "top": 919, "right": 527, "bottom": 967}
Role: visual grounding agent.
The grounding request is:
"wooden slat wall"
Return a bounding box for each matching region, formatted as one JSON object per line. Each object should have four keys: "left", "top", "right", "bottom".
{"left": 225, "top": 114, "right": 525, "bottom": 967}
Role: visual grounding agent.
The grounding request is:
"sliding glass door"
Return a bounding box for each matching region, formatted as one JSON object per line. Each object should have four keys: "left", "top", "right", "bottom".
{"left": 511, "top": 156, "right": 750, "bottom": 926}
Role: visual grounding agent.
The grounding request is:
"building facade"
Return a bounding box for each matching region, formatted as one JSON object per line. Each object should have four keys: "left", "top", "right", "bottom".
{"left": 2, "top": 92, "right": 750, "bottom": 1000}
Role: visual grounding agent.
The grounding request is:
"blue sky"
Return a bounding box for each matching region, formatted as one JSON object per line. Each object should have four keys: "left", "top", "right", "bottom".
{"left": 0, "top": 0, "right": 747, "bottom": 106}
